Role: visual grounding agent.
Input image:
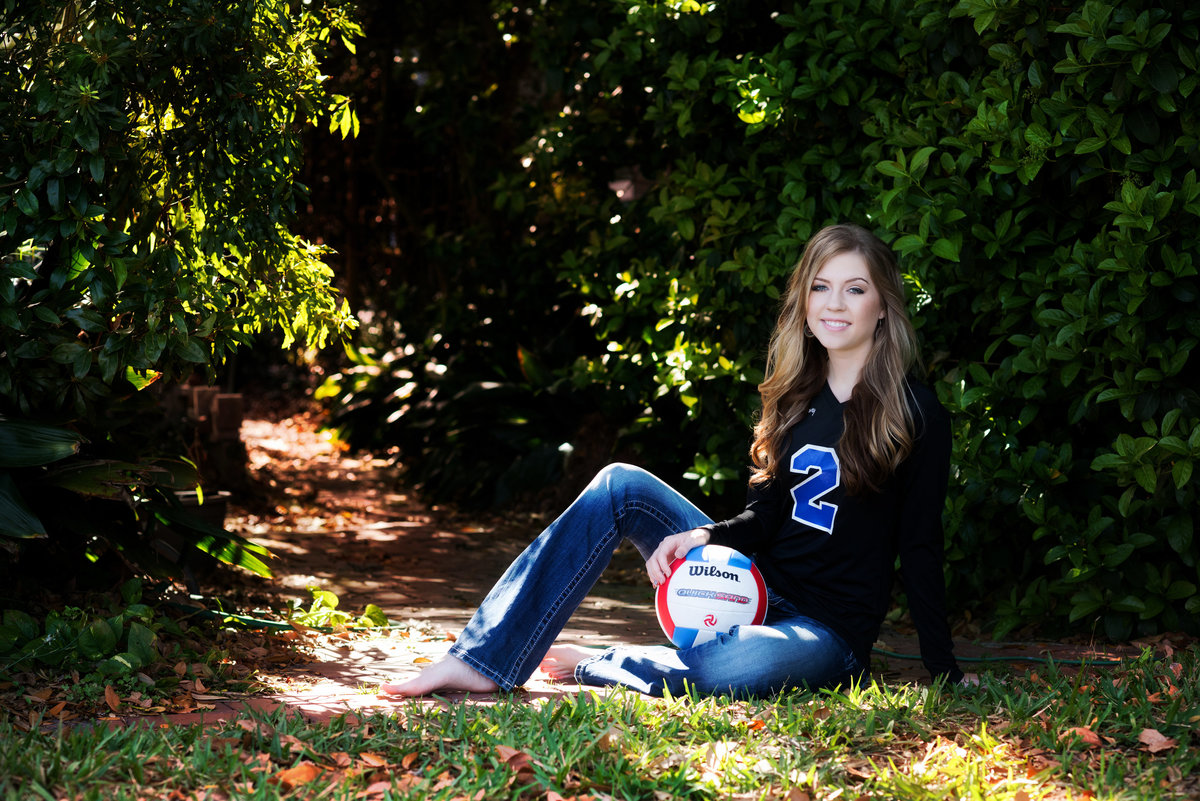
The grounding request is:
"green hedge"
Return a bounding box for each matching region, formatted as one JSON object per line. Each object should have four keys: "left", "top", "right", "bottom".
{"left": 501, "top": 0, "right": 1200, "bottom": 638}
{"left": 319, "top": 0, "right": 1199, "bottom": 638}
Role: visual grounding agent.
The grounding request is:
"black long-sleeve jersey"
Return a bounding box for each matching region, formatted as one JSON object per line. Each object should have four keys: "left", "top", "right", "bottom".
{"left": 705, "top": 380, "right": 963, "bottom": 683}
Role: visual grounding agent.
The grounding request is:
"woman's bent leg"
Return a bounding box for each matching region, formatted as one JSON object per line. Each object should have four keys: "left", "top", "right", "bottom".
{"left": 573, "top": 616, "right": 860, "bottom": 697}
{"left": 441, "top": 463, "right": 712, "bottom": 691}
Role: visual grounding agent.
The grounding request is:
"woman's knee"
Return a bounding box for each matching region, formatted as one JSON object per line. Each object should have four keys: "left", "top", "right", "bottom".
{"left": 591, "top": 462, "right": 658, "bottom": 500}
{"left": 595, "top": 461, "right": 648, "bottom": 485}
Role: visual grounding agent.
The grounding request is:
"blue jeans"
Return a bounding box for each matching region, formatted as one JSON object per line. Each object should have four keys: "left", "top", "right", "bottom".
{"left": 448, "top": 463, "right": 860, "bottom": 697}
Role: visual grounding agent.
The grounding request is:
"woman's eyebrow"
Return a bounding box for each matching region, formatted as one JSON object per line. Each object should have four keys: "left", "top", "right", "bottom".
{"left": 814, "top": 276, "right": 871, "bottom": 284}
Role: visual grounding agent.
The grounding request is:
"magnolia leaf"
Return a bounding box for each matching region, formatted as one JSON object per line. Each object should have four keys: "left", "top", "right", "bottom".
{"left": 1138, "top": 728, "right": 1177, "bottom": 754}
{"left": 41, "top": 460, "right": 146, "bottom": 498}
{"left": 0, "top": 472, "right": 47, "bottom": 538}
{"left": 104, "top": 685, "right": 121, "bottom": 713}
{"left": 124, "top": 367, "right": 163, "bottom": 391}
{"left": 0, "top": 420, "right": 85, "bottom": 468}
{"left": 271, "top": 761, "right": 323, "bottom": 790}
{"left": 1058, "top": 725, "right": 1102, "bottom": 747}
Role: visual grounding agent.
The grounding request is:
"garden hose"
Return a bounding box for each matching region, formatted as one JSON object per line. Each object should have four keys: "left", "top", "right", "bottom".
{"left": 168, "top": 601, "right": 405, "bottom": 634}
{"left": 870, "top": 646, "right": 1126, "bottom": 667}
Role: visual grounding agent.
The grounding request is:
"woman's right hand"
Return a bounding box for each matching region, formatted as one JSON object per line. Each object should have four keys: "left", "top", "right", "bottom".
{"left": 646, "top": 528, "right": 712, "bottom": 587}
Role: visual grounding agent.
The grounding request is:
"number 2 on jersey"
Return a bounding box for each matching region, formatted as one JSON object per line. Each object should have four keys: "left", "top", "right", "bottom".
{"left": 789, "top": 445, "right": 840, "bottom": 534}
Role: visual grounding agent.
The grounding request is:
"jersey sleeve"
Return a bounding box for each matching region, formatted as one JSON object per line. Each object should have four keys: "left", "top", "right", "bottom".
{"left": 896, "top": 389, "right": 964, "bottom": 683}
{"left": 703, "top": 477, "right": 782, "bottom": 555}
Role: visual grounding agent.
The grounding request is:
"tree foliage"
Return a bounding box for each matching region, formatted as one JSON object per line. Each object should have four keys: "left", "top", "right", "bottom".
{"left": 0, "top": 0, "right": 358, "bottom": 418}
{"left": 0, "top": 0, "right": 359, "bottom": 582}
{"left": 316, "top": 0, "right": 1199, "bottom": 639}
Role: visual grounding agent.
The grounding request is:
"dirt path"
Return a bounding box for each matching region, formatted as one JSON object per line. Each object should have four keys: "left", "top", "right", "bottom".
{"left": 228, "top": 415, "right": 664, "bottom": 645}
{"left": 174, "top": 413, "right": 1142, "bottom": 722}
{"left": 183, "top": 413, "right": 672, "bottom": 718}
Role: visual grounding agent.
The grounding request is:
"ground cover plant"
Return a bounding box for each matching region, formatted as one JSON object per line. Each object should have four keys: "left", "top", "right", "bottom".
{"left": 0, "top": 578, "right": 325, "bottom": 726}
{"left": 2, "top": 641, "right": 1194, "bottom": 800}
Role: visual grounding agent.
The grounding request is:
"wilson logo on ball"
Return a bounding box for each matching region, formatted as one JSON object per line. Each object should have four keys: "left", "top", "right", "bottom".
{"left": 688, "top": 565, "right": 742, "bottom": 581}
{"left": 655, "top": 544, "right": 767, "bottom": 649}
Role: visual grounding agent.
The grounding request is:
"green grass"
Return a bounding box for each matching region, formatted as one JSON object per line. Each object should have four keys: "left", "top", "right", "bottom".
{"left": 2, "top": 646, "right": 1196, "bottom": 800}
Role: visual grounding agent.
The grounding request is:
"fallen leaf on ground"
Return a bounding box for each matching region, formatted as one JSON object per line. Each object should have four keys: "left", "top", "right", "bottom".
{"left": 27, "top": 687, "right": 54, "bottom": 703}
{"left": 431, "top": 770, "right": 458, "bottom": 792}
{"left": 272, "top": 761, "right": 323, "bottom": 789}
{"left": 279, "top": 734, "right": 305, "bottom": 755}
{"left": 104, "top": 685, "right": 121, "bottom": 713}
{"left": 1058, "top": 726, "right": 1102, "bottom": 747}
{"left": 414, "top": 656, "right": 433, "bottom": 664}
{"left": 360, "top": 752, "right": 388, "bottom": 767}
{"left": 357, "top": 780, "right": 393, "bottom": 800}
{"left": 496, "top": 745, "right": 537, "bottom": 785}
{"left": 1138, "top": 728, "right": 1177, "bottom": 754}
{"left": 596, "top": 727, "right": 622, "bottom": 751}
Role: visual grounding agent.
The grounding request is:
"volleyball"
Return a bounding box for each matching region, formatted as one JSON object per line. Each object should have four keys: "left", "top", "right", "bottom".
{"left": 655, "top": 544, "right": 767, "bottom": 648}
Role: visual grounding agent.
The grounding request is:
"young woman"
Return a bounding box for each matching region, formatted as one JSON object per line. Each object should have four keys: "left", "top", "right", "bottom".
{"left": 383, "top": 223, "right": 964, "bottom": 698}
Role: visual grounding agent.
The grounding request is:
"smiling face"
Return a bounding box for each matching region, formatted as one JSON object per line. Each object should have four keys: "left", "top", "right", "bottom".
{"left": 805, "top": 250, "right": 886, "bottom": 369}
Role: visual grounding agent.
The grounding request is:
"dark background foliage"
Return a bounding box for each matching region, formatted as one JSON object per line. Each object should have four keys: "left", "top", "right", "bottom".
{"left": 306, "top": 0, "right": 1199, "bottom": 641}
{"left": 6, "top": 0, "right": 1194, "bottom": 642}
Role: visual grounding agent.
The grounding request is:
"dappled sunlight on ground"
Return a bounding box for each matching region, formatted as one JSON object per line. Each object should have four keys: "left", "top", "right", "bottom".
{"left": 173, "top": 411, "right": 1150, "bottom": 722}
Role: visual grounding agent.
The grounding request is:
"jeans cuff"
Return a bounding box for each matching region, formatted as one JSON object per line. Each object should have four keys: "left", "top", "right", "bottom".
{"left": 448, "top": 643, "right": 513, "bottom": 691}
{"left": 572, "top": 646, "right": 616, "bottom": 684}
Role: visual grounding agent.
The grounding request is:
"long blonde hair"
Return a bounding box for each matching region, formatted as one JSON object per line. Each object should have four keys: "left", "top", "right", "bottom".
{"left": 749, "top": 224, "right": 921, "bottom": 494}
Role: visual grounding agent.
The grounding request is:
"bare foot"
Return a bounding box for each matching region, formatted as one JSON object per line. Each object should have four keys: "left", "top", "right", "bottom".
{"left": 379, "top": 654, "right": 499, "bottom": 696}
{"left": 538, "top": 644, "right": 597, "bottom": 683}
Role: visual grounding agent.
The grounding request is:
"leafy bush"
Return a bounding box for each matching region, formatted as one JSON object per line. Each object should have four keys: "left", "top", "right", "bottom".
{"left": 2, "top": 579, "right": 176, "bottom": 677}
{"left": 510, "top": 0, "right": 1200, "bottom": 638}
{"left": 0, "top": 1, "right": 359, "bottom": 581}
{"left": 0, "top": 1, "right": 359, "bottom": 414}
{"left": 0, "top": 411, "right": 272, "bottom": 592}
